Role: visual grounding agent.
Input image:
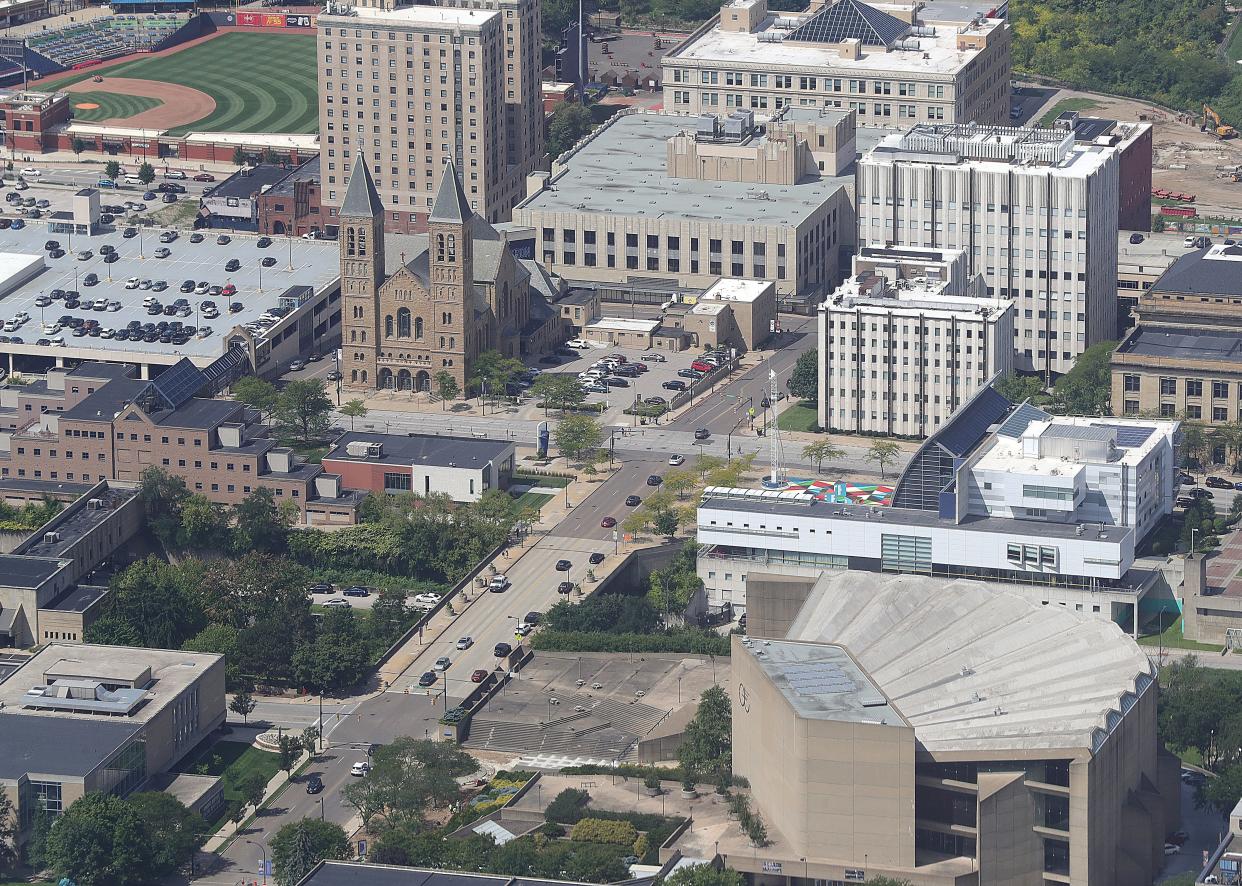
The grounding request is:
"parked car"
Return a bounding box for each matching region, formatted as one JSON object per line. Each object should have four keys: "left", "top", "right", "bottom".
{"left": 323, "top": 598, "right": 350, "bottom": 609}
{"left": 154, "top": 247, "right": 171, "bottom": 258}
{"left": 1176, "top": 497, "right": 1197, "bottom": 509}
{"left": 489, "top": 574, "right": 510, "bottom": 592}
{"left": 555, "top": 559, "right": 572, "bottom": 571}
{"left": 342, "top": 585, "right": 371, "bottom": 597}
{"left": 288, "top": 359, "right": 306, "bottom": 372}
{"left": 557, "top": 581, "right": 574, "bottom": 595}
{"left": 257, "top": 236, "right": 272, "bottom": 248}
{"left": 662, "top": 380, "right": 686, "bottom": 392}
{"left": 1207, "top": 476, "right": 1234, "bottom": 489}
{"left": 307, "top": 582, "right": 333, "bottom": 594}
{"left": 413, "top": 592, "right": 442, "bottom": 606}
{"left": 193, "top": 173, "right": 216, "bottom": 182}
{"left": 589, "top": 552, "right": 606, "bottom": 565}
{"left": 493, "top": 642, "right": 513, "bottom": 657}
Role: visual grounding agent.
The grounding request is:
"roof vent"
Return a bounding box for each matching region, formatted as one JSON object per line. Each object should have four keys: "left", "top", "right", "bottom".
{"left": 43, "top": 531, "right": 60, "bottom": 544}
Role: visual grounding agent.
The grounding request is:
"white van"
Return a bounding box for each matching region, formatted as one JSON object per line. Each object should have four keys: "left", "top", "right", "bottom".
{"left": 123, "top": 175, "right": 144, "bottom": 186}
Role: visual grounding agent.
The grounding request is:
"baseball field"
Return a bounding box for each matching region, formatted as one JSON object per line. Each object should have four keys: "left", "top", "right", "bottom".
{"left": 52, "top": 31, "right": 318, "bottom": 136}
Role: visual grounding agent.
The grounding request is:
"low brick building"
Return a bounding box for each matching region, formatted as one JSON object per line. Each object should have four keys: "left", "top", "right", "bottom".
{"left": 256, "top": 155, "right": 324, "bottom": 237}
{"left": 321, "top": 432, "right": 515, "bottom": 503}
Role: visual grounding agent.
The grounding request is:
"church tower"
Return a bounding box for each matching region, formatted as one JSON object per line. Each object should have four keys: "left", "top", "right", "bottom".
{"left": 427, "top": 161, "right": 474, "bottom": 387}
{"left": 338, "top": 154, "right": 385, "bottom": 390}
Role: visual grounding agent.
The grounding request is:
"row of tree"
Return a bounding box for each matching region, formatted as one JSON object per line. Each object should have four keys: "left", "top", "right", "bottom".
{"left": 1159, "top": 657, "right": 1242, "bottom": 816}
{"left": 233, "top": 377, "right": 336, "bottom": 444}
{"left": 140, "top": 467, "right": 298, "bottom": 555}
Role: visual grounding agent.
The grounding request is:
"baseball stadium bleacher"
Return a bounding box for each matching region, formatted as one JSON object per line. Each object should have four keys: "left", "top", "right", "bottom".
{"left": 25, "top": 14, "right": 188, "bottom": 67}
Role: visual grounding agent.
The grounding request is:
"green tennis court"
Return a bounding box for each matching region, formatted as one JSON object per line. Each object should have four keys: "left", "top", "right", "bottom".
{"left": 55, "top": 31, "right": 317, "bottom": 135}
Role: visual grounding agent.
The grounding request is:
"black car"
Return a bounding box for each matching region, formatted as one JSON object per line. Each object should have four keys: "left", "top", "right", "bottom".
{"left": 493, "top": 642, "right": 513, "bottom": 657}
{"left": 555, "top": 559, "right": 572, "bottom": 571}
{"left": 307, "top": 582, "right": 333, "bottom": 594}
{"left": 43, "top": 240, "right": 59, "bottom": 251}
{"left": 189, "top": 232, "right": 204, "bottom": 243}
{"left": 605, "top": 377, "right": 629, "bottom": 387}
{"left": 225, "top": 258, "right": 241, "bottom": 272}
{"left": 306, "top": 776, "right": 324, "bottom": 794}
{"left": 180, "top": 280, "right": 196, "bottom": 292}
{"left": 99, "top": 244, "right": 114, "bottom": 255}
{"left": 661, "top": 380, "right": 686, "bottom": 392}
{"left": 625, "top": 494, "right": 642, "bottom": 506}
{"left": 216, "top": 234, "right": 231, "bottom": 245}
{"left": 694, "top": 428, "right": 710, "bottom": 440}
{"left": 1176, "top": 496, "right": 1198, "bottom": 508}
{"left": 123, "top": 227, "right": 138, "bottom": 239}
{"left": 342, "top": 585, "right": 371, "bottom": 597}
{"left": 418, "top": 671, "right": 437, "bottom": 687}
{"left": 103, "top": 252, "right": 119, "bottom": 264}
{"left": 646, "top": 474, "right": 662, "bottom": 486}
{"left": 1178, "top": 473, "right": 1196, "bottom": 485}
{"left": 48, "top": 249, "right": 64, "bottom": 259}
{"left": 1207, "top": 476, "right": 1234, "bottom": 489}
{"left": 261, "top": 256, "right": 277, "bottom": 267}
{"left": 257, "top": 236, "right": 272, "bottom": 248}
{"left": 1189, "top": 487, "right": 1212, "bottom": 499}
{"left": 158, "top": 182, "right": 186, "bottom": 193}
{"left": 589, "top": 552, "right": 606, "bottom": 565}
{"left": 557, "top": 581, "right": 574, "bottom": 595}
{"left": 677, "top": 368, "right": 704, "bottom": 379}
{"left": 83, "top": 273, "right": 98, "bottom": 286}
{"left": 524, "top": 611, "right": 541, "bottom": 625}
{"left": 538, "top": 355, "right": 560, "bottom": 365}
{"left": 1129, "top": 232, "right": 1144, "bottom": 244}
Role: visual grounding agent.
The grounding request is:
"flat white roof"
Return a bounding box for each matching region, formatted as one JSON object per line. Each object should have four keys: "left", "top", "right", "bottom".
{"left": 587, "top": 316, "right": 661, "bottom": 332}
{"left": 182, "top": 132, "right": 320, "bottom": 149}
{"left": 66, "top": 122, "right": 166, "bottom": 139}
{"left": 827, "top": 286, "right": 1010, "bottom": 319}
{"left": 973, "top": 416, "right": 1178, "bottom": 475}
{"left": 668, "top": 14, "right": 1004, "bottom": 76}
{"left": 0, "top": 252, "right": 45, "bottom": 287}
{"left": 323, "top": 5, "right": 498, "bottom": 27}
{"left": 702, "top": 278, "right": 770, "bottom": 303}
{"left": 691, "top": 302, "right": 728, "bottom": 315}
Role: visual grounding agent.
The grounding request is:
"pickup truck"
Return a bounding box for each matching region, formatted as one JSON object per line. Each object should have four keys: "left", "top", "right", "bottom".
{"left": 489, "top": 574, "right": 510, "bottom": 592}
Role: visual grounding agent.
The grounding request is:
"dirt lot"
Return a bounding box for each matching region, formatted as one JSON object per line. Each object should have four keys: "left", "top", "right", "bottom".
{"left": 1028, "top": 87, "right": 1242, "bottom": 221}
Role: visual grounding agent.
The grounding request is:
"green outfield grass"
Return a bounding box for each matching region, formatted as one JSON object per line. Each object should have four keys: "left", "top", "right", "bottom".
{"left": 55, "top": 32, "right": 317, "bottom": 135}
{"left": 68, "top": 90, "right": 161, "bottom": 122}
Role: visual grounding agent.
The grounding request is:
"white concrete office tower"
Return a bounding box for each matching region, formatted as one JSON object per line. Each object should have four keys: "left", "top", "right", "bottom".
{"left": 317, "top": 4, "right": 524, "bottom": 234}
{"left": 818, "top": 246, "right": 1013, "bottom": 436}
{"left": 662, "top": 0, "right": 1010, "bottom": 127}
{"left": 857, "top": 122, "right": 1132, "bottom": 377}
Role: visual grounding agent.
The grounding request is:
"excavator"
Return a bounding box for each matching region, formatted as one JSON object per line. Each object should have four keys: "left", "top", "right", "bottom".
{"left": 1202, "top": 103, "right": 1238, "bottom": 139}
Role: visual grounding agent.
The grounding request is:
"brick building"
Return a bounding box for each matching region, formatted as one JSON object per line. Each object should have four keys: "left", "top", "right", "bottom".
{"left": 1, "top": 89, "right": 70, "bottom": 154}
{"left": 321, "top": 432, "right": 515, "bottom": 502}
{"left": 0, "top": 361, "right": 361, "bottom": 523}
{"left": 256, "top": 155, "right": 324, "bottom": 237}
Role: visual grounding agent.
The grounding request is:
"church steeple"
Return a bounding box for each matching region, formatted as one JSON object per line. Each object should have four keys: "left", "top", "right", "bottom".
{"left": 339, "top": 154, "right": 384, "bottom": 391}
{"left": 428, "top": 159, "right": 472, "bottom": 226}
{"left": 428, "top": 161, "right": 472, "bottom": 295}
{"left": 341, "top": 152, "right": 385, "bottom": 220}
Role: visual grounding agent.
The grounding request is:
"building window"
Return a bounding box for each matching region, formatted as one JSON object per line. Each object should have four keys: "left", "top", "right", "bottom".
{"left": 1159, "top": 377, "right": 1176, "bottom": 396}
{"left": 1123, "top": 374, "right": 1140, "bottom": 393}
{"left": 384, "top": 472, "right": 413, "bottom": 491}
{"left": 1187, "top": 379, "right": 1203, "bottom": 397}
{"left": 880, "top": 533, "right": 931, "bottom": 573}
{"left": 1213, "top": 381, "right": 1229, "bottom": 399}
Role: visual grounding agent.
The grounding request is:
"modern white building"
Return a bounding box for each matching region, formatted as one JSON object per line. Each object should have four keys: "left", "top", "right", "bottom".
{"left": 661, "top": 0, "right": 1010, "bottom": 127}
{"left": 856, "top": 122, "right": 1143, "bottom": 377}
{"left": 818, "top": 248, "right": 1013, "bottom": 436}
{"left": 696, "top": 389, "right": 1179, "bottom": 631}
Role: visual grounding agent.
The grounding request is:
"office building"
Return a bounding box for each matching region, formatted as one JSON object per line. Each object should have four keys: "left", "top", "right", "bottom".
{"left": 819, "top": 248, "right": 1012, "bottom": 436}
{"left": 730, "top": 573, "right": 1178, "bottom": 886}
{"left": 697, "top": 387, "right": 1179, "bottom": 628}
{"left": 0, "top": 643, "right": 226, "bottom": 846}
{"left": 1054, "top": 112, "right": 1153, "bottom": 233}
{"left": 317, "top": 0, "right": 542, "bottom": 235}
{"left": 0, "top": 361, "right": 363, "bottom": 526}
{"left": 321, "top": 432, "right": 515, "bottom": 502}
{"left": 516, "top": 109, "right": 859, "bottom": 310}
{"left": 337, "top": 156, "right": 564, "bottom": 393}
{"left": 1111, "top": 243, "right": 1242, "bottom": 435}
{"left": 661, "top": 0, "right": 1009, "bottom": 127}
{"left": 856, "top": 122, "right": 1145, "bottom": 376}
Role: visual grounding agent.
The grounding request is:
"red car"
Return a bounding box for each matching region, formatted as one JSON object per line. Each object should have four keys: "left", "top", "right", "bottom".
{"left": 192, "top": 173, "right": 216, "bottom": 182}
{"left": 601, "top": 516, "right": 617, "bottom": 528}
{"left": 632, "top": 362, "right": 648, "bottom": 372}
{"left": 221, "top": 283, "right": 237, "bottom": 296}
{"left": 690, "top": 360, "right": 713, "bottom": 373}
{"left": 470, "top": 669, "right": 488, "bottom": 683}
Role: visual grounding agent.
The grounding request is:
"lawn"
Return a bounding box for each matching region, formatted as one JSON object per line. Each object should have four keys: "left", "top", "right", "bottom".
{"left": 175, "top": 738, "right": 281, "bottom": 831}
{"left": 776, "top": 401, "right": 818, "bottom": 432}
{"left": 53, "top": 32, "right": 317, "bottom": 135}
{"left": 67, "top": 90, "right": 161, "bottom": 122}
{"left": 1038, "top": 97, "right": 1101, "bottom": 127}
{"left": 1137, "top": 614, "right": 1224, "bottom": 652}
{"left": 512, "top": 488, "right": 557, "bottom": 513}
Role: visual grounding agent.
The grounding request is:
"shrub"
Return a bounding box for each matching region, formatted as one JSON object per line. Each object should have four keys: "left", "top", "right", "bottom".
{"left": 545, "top": 788, "right": 591, "bottom": 823}
{"left": 532, "top": 629, "right": 731, "bottom": 656}
{"left": 570, "top": 818, "right": 639, "bottom": 846}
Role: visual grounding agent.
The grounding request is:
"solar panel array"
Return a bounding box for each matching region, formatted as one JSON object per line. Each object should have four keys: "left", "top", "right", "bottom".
{"left": 783, "top": 661, "right": 854, "bottom": 696}
{"left": 149, "top": 358, "right": 208, "bottom": 411}
{"left": 784, "top": 0, "right": 909, "bottom": 46}
{"left": 995, "top": 401, "right": 1051, "bottom": 439}
{"left": 1097, "top": 424, "right": 1157, "bottom": 449}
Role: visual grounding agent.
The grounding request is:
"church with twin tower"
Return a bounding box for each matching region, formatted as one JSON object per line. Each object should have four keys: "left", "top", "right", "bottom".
{"left": 337, "top": 154, "right": 563, "bottom": 394}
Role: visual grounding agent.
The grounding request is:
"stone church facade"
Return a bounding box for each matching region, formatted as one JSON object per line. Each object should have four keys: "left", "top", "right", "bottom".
{"left": 338, "top": 155, "right": 563, "bottom": 393}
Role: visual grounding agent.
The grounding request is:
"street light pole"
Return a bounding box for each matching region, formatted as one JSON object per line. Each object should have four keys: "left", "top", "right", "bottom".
{"left": 244, "top": 839, "right": 268, "bottom": 886}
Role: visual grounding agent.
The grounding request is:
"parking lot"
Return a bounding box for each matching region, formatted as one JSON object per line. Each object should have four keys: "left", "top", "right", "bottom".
{"left": 528, "top": 342, "right": 731, "bottom": 425}
{"left": 0, "top": 220, "right": 339, "bottom": 360}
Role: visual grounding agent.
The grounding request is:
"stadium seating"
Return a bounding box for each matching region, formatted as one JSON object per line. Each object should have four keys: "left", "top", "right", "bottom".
{"left": 26, "top": 14, "right": 188, "bottom": 68}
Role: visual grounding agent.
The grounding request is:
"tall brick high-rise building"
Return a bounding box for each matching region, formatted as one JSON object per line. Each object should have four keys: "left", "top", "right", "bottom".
{"left": 317, "top": 0, "right": 543, "bottom": 235}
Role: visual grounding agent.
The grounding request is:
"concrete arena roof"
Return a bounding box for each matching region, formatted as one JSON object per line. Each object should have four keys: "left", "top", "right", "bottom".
{"left": 785, "top": 573, "right": 1154, "bottom": 755}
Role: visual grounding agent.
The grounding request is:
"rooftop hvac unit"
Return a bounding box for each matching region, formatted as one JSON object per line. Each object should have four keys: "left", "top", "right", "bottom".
{"left": 724, "top": 108, "right": 754, "bottom": 138}
{"left": 86, "top": 498, "right": 104, "bottom": 509}
{"left": 345, "top": 440, "right": 384, "bottom": 458}
{"left": 43, "top": 531, "right": 60, "bottom": 544}
{"left": 696, "top": 114, "right": 719, "bottom": 138}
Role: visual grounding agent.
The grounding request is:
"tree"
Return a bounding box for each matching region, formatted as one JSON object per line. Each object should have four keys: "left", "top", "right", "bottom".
{"left": 264, "top": 146, "right": 280, "bottom": 166}
{"left": 787, "top": 349, "right": 818, "bottom": 402}
{"left": 341, "top": 737, "right": 476, "bottom": 830}
{"left": 43, "top": 793, "right": 155, "bottom": 886}
{"left": 104, "top": 160, "right": 121, "bottom": 181}
{"left": 87, "top": 557, "right": 205, "bottom": 650}
{"left": 127, "top": 791, "right": 206, "bottom": 876}
{"left": 340, "top": 398, "right": 368, "bottom": 430}
{"left": 555, "top": 414, "right": 603, "bottom": 463}
{"left": 434, "top": 370, "right": 459, "bottom": 409}
{"left": 270, "top": 818, "right": 350, "bottom": 886}
{"left": 801, "top": 440, "right": 844, "bottom": 474}
{"left": 232, "top": 145, "right": 248, "bottom": 167}
{"left": 233, "top": 375, "right": 279, "bottom": 420}
{"left": 664, "top": 864, "right": 744, "bottom": 886}
{"left": 301, "top": 725, "right": 321, "bottom": 754}
{"left": 1181, "top": 422, "right": 1208, "bottom": 469}
{"left": 229, "top": 689, "right": 257, "bottom": 724}
{"left": 71, "top": 137, "right": 87, "bottom": 159}
{"left": 275, "top": 378, "right": 333, "bottom": 443}
{"left": 26, "top": 800, "right": 52, "bottom": 872}
{"left": 994, "top": 372, "right": 1044, "bottom": 404}
{"left": 0, "top": 785, "right": 15, "bottom": 874}
{"left": 237, "top": 771, "right": 268, "bottom": 812}
{"left": 278, "top": 734, "right": 302, "bottom": 773}
{"left": 678, "top": 685, "right": 731, "bottom": 782}
{"left": 546, "top": 102, "right": 593, "bottom": 157}
{"left": 138, "top": 466, "right": 190, "bottom": 547}
{"left": 663, "top": 468, "right": 700, "bottom": 500}
{"left": 178, "top": 493, "right": 229, "bottom": 550}
{"left": 1052, "top": 340, "right": 1117, "bottom": 415}
{"left": 137, "top": 162, "right": 155, "bottom": 186}
{"left": 532, "top": 374, "right": 587, "bottom": 414}
{"left": 233, "top": 487, "right": 292, "bottom": 555}
{"left": 867, "top": 439, "right": 901, "bottom": 480}
{"left": 652, "top": 507, "right": 680, "bottom": 538}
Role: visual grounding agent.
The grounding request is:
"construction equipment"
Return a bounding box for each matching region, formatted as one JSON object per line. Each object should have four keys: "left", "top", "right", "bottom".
{"left": 1202, "top": 103, "right": 1238, "bottom": 139}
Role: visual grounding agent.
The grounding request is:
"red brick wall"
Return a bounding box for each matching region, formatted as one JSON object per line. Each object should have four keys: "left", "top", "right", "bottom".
{"left": 321, "top": 457, "right": 407, "bottom": 494}
{"left": 1118, "top": 127, "right": 1153, "bottom": 233}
